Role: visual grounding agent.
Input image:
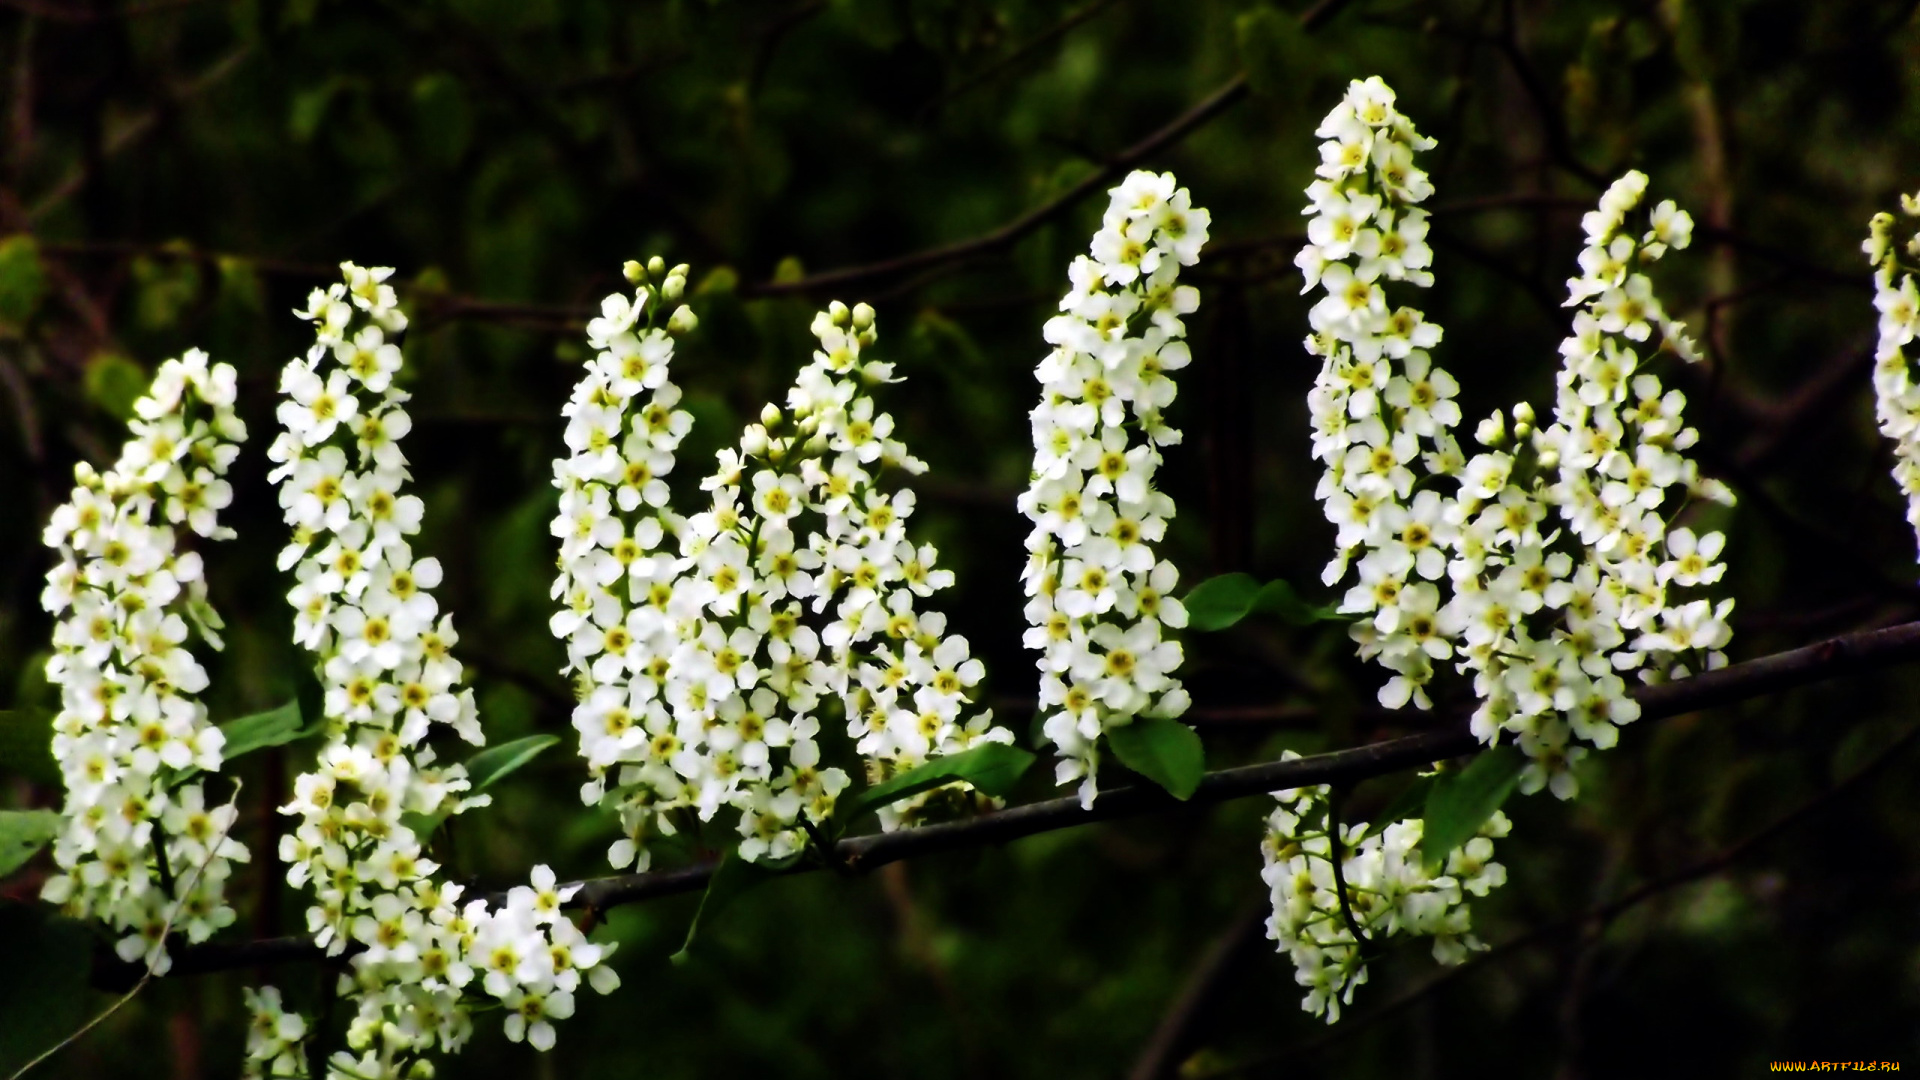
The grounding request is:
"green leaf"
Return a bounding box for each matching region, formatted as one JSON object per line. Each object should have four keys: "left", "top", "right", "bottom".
{"left": 130, "top": 247, "right": 201, "bottom": 332}
{"left": 0, "top": 709, "right": 60, "bottom": 787}
{"left": 1250, "top": 579, "right": 1344, "bottom": 627}
{"left": 399, "top": 810, "right": 440, "bottom": 842}
{"left": 1421, "top": 747, "right": 1526, "bottom": 869}
{"left": 83, "top": 352, "right": 149, "bottom": 422}
{"left": 835, "top": 742, "right": 1036, "bottom": 828}
{"left": 465, "top": 734, "right": 561, "bottom": 793}
{"left": 412, "top": 72, "right": 474, "bottom": 167}
{"left": 671, "top": 849, "right": 793, "bottom": 965}
{"left": 405, "top": 735, "right": 563, "bottom": 843}
{"left": 1184, "top": 574, "right": 1342, "bottom": 632}
{"left": 219, "top": 700, "right": 307, "bottom": 760}
{"left": 1358, "top": 773, "right": 1434, "bottom": 842}
{"left": 1183, "top": 572, "right": 1262, "bottom": 631}
{"left": 289, "top": 77, "right": 344, "bottom": 141}
{"left": 12, "top": 649, "right": 55, "bottom": 710}
{"left": 0, "top": 810, "right": 61, "bottom": 878}
{"left": 0, "top": 234, "right": 48, "bottom": 330}
{"left": 0, "top": 902, "right": 92, "bottom": 1076}
{"left": 1235, "top": 6, "right": 1312, "bottom": 100}
{"left": 1107, "top": 717, "right": 1206, "bottom": 801}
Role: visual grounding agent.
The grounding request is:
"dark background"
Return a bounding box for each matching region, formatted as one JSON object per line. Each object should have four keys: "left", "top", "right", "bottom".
{"left": 2, "top": 0, "right": 1920, "bottom": 1076}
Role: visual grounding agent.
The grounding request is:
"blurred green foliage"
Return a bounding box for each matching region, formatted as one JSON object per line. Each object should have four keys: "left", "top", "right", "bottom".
{"left": 3, "top": 0, "right": 1920, "bottom": 1076}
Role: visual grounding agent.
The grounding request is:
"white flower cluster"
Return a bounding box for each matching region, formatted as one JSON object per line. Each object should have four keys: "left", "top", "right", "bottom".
{"left": 1299, "top": 78, "right": 1734, "bottom": 799}
{"left": 552, "top": 261, "right": 1010, "bottom": 869}
{"left": 1260, "top": 761, "right": 1508, "bottom": 1022}
{"left": 39, "top": 348, "right": 248, "bottom": 973}
{"left": 1020, "top": 170, "right": 1208, "bottom": 807}
{"left": 258, "top": 264, "right": 617, "bottom": 1078}
{"left": 242, "top": 864, "right": 619, "bottom": 1079}
{"left": 1864, "top": 195, "right": 1920, "bottom": 548}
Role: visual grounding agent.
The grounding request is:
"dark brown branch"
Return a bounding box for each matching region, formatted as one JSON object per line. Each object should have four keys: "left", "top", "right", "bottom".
{"left": 914, "top": 0, "right": 1131, "bottom": 120}
{"left": 27, "top": 43, "right": 254, "bottom": 222}
{"left": 0, "top": 0, "right": 213, "bottom": 20}
{"left": 734, "top": 0, "right": 1358, "bottom": 299}
{"left": 88, "top": 617, "right": 1920, "bottom": 990}
{"left": 1128, "top": 900, "right": 1269, "bottom": 1080}
{"left": 1490, "top": 0, "right": 1606, "bottom": 190}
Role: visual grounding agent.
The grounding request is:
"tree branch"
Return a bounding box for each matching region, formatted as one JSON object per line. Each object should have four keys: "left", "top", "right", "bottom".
{"left": 1195, "top": 720, "right": 1920, "bottom": 1078}
{"left": 734, "top": 0, "right": 1358, "bottom": 299}
{"left": 88, "top": 617, "right": 1920, "bottom": 990}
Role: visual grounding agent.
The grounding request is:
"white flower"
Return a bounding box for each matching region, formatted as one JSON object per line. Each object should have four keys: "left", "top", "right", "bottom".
{"left": 1864, "top": 194, "right": 1920, "bottom": 552}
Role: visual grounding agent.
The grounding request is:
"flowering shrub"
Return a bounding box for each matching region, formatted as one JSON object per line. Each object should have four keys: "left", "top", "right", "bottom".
{"left": 38, "top": 348, "right": 249, "bottom": 972}
{"left": 27, "top": 64, "right": 1911, "bottom": 1076}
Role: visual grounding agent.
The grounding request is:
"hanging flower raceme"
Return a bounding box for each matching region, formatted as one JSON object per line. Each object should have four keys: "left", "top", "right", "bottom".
{"left": 550, "top": 258, "right": 701, "bottom": 872}
{"left": 1276, "top": 75, "right": 1734, "bottom": 1022}
{"left": 1864, "top": 195, "right": 1920, "bottom": 549}
{"left": 257, "top": 264, "right": 617, "bottom": 1080}
{"left": 1261, "top": 758, "right": 1508, "bottom": 1023}
{"left": 554, "top": 262, "right": 1012, "bottom": 870}
{"left": 1020, "top": 169, "right": 1208, "bottom": 808}
{"left": 1298, "top": 79, "right": 1732, "bottom": 797}
{"left": 1524, "top": 169, "right": 1736, "bottom": 788}
{"left": 795, "top": 301, "right": 1013, "bottom": 831}
{"left": 39, "top": 349, "right": 249, "bottom": 974}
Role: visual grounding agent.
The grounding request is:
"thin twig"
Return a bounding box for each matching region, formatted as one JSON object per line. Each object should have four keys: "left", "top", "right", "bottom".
{"left": 1127, "top": 900, "right": 1268, "bottom": 1080}
{"left": 1193, "top": 723, "right": 1920, "bottom": 1078}
{"left": 914, "top": 0, "right": 1131, "bottom": 120}
{"left": 1325, "top": 786, "right": 1372, "bottom": 950}
{"left": 736, "top": 0, "right": 1359, "bottom": 299}
{"left": 11, "top": 780, "right": 245, "bottom": 1080}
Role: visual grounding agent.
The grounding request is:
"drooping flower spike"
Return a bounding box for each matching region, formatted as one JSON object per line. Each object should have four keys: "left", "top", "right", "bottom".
{"left": 1299, "top": 78, "right": 1733, "bottom": 798}
{"left": 1275, "top": 75, "right": 1734, "bottom": 1022}
{"left": 1021, "top": 169, "right": 1209, "bottom": 808}
{"left": 1864, "top": 195, "right": 1920, "bottom": 549}
{"left": 40, "top": 348, "right": 249, "bottom": 974}
{"left": 553, "top": 263, "right": 1014, "bottom": 872}
{"left": 258, "top": 263, "right": 618, "bottom": 1079}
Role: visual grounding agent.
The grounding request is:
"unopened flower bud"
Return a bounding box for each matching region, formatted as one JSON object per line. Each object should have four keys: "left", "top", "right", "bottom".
{"left": 741, "top": 425, "right": 769, "bottom": 456}
{"left": 662, "top": 274, "right": 686, "bottom": 302}
{"left": 667, "top": 305, "right": 698, "bottom": 335}
{"left": 1475, "top": 411, "right": 1506, "bottom": 447}
{"left": 623, "top": 260, "right": 646, "bottom": 285}
{"left": 851, "top": 302, "right": 875, "bottom": 330}
{"left": 647, "top": 255, "right": 667, "bottom": 279}
{"left": 828, "top": 300, "right": 850, "bottom": 327}
{"left": 760, "top": 403, "right": 783, "bottom": 429}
